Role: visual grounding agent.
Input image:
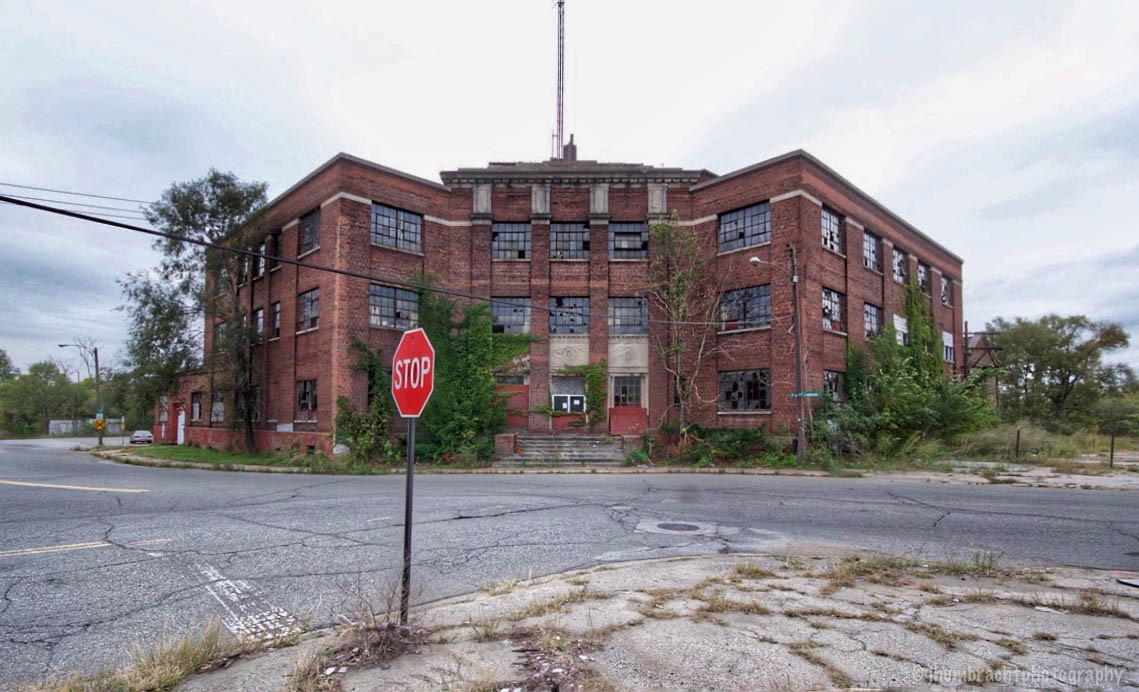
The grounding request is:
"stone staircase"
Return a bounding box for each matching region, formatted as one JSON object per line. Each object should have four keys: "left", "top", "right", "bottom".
{"left": 496, "top": 434, "right": 626, "bottom": 466}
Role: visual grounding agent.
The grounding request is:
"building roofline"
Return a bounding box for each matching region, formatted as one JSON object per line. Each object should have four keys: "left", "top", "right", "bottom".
{"left": 261, "top": 153, "right": 448, "bottom": 214}
{"left": 692, "top": 149, "right": 964, "bottom": 265}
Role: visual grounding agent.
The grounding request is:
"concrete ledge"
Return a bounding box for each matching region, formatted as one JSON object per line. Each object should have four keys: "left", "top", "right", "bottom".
{"left": 90, "top": 449, "right": 312, "bottom": 474}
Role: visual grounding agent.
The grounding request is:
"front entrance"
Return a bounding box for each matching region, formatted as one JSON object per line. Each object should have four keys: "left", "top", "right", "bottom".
{"left": 176, "top": 409, "right": 186, "bottom": 445}
{"left": 609, "top": 374, "right": 647, "bottom": 435}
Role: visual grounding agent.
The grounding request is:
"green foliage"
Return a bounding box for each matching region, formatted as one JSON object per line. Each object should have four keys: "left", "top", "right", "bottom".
{"left": 0, "top": 361, "right": 75, "bottom": 434}
{"left": 0, "top": 349, "right": 17, "bottom": 382}
{"left": 561, "top": 360, "right": 607, "bottom": 431}
{"left": 1096, "top": 394, "right": 1139, "bottom": 437}
{"left": 333, "top": 339, "right": 398, "bottom": 464}
{"left": 664, "top": 425, "right": 779, "bottom": 466}
{"left": 817, "top": 285, "right": 996, "bottom": 456}
{"left": 416, "top": 288, "right": 532, "bottom": 463}
{"left": 988, "top": 314, "right": 1134, "bottom": 430}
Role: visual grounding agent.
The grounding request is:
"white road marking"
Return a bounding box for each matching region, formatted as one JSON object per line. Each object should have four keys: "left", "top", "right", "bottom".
{"left": 0, "top": 541, "right": 111, "bottom": 557}
{"left": 0, "top": 479, "right": 148, "bottom": 493}
{"left": 365, "top": 515, "right": 393, "bottom": 522}
{"left": 195, "top": 563, "right": 300, "bottom": 640}
{"left": 128, "top": 538, "right": 172, "bottom": 546}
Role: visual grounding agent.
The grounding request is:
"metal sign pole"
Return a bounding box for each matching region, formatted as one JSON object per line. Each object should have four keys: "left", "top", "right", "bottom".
{"left": 400, "top": 417, "right": 415, "bottom": 625}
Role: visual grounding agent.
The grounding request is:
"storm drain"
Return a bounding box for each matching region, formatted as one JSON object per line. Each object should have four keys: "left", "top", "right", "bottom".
{"left": 657, "top": 522, "right": 699, "bottom": 532}
{"left": 635, "top": 518, "right": 732, "bottom": 537}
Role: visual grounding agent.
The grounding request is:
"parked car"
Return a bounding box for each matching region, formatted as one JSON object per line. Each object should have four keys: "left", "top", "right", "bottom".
{"left": 129, "top": 430, "right": 154, "bottom": 445}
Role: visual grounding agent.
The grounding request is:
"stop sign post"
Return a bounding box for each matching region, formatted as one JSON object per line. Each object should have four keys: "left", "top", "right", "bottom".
{"left": 391, "top": 328, "right": 434, "bottom": 625}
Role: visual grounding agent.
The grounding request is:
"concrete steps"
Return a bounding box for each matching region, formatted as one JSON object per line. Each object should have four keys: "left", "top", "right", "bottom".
{"left": 496, "top": 434, "right": 626, "bottom": 466}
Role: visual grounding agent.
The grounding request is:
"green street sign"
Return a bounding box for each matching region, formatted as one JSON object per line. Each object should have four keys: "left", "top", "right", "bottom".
{"left": 790, "top": 392, "right": 822, "bottom": 398}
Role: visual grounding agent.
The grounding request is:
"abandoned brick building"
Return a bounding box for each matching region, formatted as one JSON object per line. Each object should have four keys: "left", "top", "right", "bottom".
{"left": 154, "top": 146, "right": 964, "bottom": 452}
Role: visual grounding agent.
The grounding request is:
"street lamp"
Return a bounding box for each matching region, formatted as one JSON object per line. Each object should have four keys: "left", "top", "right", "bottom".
{"left": 749, "top": 247, "right": 806, "bottom": 461}
{"left": 58, "top": 343, "right": 102, "bottom": 447}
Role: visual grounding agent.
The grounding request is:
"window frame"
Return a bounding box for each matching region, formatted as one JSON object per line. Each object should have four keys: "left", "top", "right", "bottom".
{"left": 612, "top": 375, "right": 643, "bottom": 407}
{"left": 894, "top": 314, "right": 909, "bottom": 346}
{"left": 823, "top": 370, "right": 845, "bottom": 402}
{"left": 717, "top": 202, "right": 771, "bottom": 253}
{"left": 252, "top": 307, "right": 264, "bottom": 344}
{"left": 917, "top": 262, "right": 931, "bottom": 294}
{"left": 608, "top": 222, "right": 648, "bottom": 260}
{"left": 368, "top": 284, "right": 418, "bottom": 330}
{"left": 550, "top": 223, "right": 590, "bottom": 260}
{"left": 370, "top": 202, "right": 423, "bottom": 254}
{"left": 822, "top": 288, "right": 847, "bottom": 333}
{"left": 864, "top": 303, "right": 883, "bottom": 340}
{"left": 941, "top": 276, "right": 953, "bottom": 306}
{"left": 549, "top": 296, "right": 589, "bottom": 335}
{"left": 821, "top": 207, "right": 844, "bottom": 255}
{"left": 862, "top": 231, "right": 882, "bottom": 272}
{"left": 942, "top": 331, "right": 955, "bottom": 363}
{"left": 190, "top": 392, "right": 202, "bottom": 421}
{"left": 210, "top": 391, "right": 225, "bottom": 423}
{"left": 608, "top": 297, "right": 648, "bottom": 335}
{"left": 491, "top": 297, "right": 531, "bottom": 334}
{"left": 892, "top": 248, "right": 908, "bottom": 284}
{"left": 268, "top": 231, "right": 281, "bottom": 269}
{"left": 491, "top": 222, "right": 531, "bottom": 260}
{"left": 270, "top": 302, "right": 281, "bottom": 339}
{"left": 719, "top": 285, "right": 772, "bottom": 332}
{"left": 296, "top": 288, "right": 319, "bottom": 332}
{"left": 296, "top": 379, "right": 317, "bottom": 421}
{"left": 718, "top": 369, "right": 772, "bottom": 412}
{"left": 298, "top": 209, "right": 320, "bottom": 256}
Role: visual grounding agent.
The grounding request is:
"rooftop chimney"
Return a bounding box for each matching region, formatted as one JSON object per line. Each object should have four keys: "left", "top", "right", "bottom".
{"left": 562, "top": 134, "right": 577, "bottom": 161}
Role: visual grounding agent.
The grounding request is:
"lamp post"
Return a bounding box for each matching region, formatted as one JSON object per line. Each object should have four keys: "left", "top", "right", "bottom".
{"left": 59, "top": 343, "right": 101, "bottom": 447}
{"left": 749, "top": 247, "right": 806, "bottom": 461}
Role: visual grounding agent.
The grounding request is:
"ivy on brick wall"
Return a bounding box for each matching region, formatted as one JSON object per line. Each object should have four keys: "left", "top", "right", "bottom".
{"left": 334, "top": 338, "right": 398, "bottom": 464}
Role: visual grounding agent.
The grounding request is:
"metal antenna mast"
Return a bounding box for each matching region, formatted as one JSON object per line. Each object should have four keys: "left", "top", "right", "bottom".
{"left": 555, "top": 0, "right": 565, "bottom": 158}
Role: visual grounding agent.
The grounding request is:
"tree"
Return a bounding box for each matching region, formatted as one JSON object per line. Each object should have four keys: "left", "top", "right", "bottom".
{"left": 988, "top": 315, "right": 1132, "bottom": 429}
{"left": 0, "top": 361, "right": 72, "bottom": 434}
{"left": 416, "top": 288, "right": 531, "bottom": 462}
{"left": 644, "top": 212, "right": 732, "bottom": 435}
{"left": 0, "top": 349, "right": 17, "bottom": 382}
{"left": 124, "top": 169, "right": 268, "bottom": 450}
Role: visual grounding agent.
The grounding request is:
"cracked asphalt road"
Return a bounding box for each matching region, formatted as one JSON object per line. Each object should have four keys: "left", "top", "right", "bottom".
{"left": 1, "top": 439, "right": 1137, "bottom": 686}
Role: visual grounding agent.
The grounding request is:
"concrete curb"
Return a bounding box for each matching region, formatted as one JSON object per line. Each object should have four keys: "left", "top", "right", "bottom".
{"left": 89, "top": 449, "right": 313, "bottom": 474}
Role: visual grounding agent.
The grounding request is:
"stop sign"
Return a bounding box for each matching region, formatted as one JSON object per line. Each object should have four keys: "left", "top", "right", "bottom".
{"left": 391, "top": 328, "right": 435, "bottom": 417}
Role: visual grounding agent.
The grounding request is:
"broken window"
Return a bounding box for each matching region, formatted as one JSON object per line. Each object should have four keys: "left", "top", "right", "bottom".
{"left": 491, "top": 297, "right": 530, "bottom": 334}
{"left": 822, "top": 288, "right": 846, "bottom": 333}
{"left": 270, "top": 302, "right": 281, "bottom": 339}
{"left": 551, "top": 376, "right": 586, "bottom": 413}
{"left": 864, "top": 303, "right": 883, "bottom": 339}
{"left": 718, "top": 369, "right": 771, "bottom": 411}
{"left": 608, "top": 297, "right": 647, "bottom": 335}
{"left": 917, "top": 262, "right": 931, "bottom": 294}
{"left": 863, "top": 231, "right": 881, "bottom": 272}
{"left": 613, "top": 375, "right": 643, "bottom": 407}
{"left": 297, "top": 288, "right": 319, "bottom": 332}
{"left": 892, "top": 248, "right": 908, "bottom": 284}
{"left": 210, "top": 391, "right": 225, "bottom": 423}
{"left": 719, "top": 285, "right": 772, "bottom": 331}
{"left": 941, "top": 276, "right": 952, "bottom": 306}
{"left": 823, "top": 370, "right": 845, "bottom": 402}
{"left": 296, "top": 379, "right": 317, "bottom": 421}
{"left": 718, "top": 202, "right": 771, "bottom": 252}
{"left": 550, "top": 223, "right": 590, "bottom": 260}
{"left": 821, "top": 207, "right": 844, "bottom": 254}
{"left": 549, "top": 297, "right": 589, "bottom": 335}
{"left": 608, "top": 223, "right": 648, "bottom": 259}
{"left": 371, "top": 202, "right": 422, "bottom": 253}
{"left": 190, "top": 392, "right": 202, "bottom": 421}
{"left": 298, "top": 208, "right": 320, "bottom": 255}
{"left": 491, "top": 223, "right": 531, "bottom": 260}
{"left": 369, "top": 284, "right": 418, "bottom": 330}
{"left": 943, "top": 331, "right": 955, "bottom": 363}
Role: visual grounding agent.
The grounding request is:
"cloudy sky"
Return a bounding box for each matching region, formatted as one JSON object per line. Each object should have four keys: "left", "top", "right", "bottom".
{"left": 2, "top": 0, "right": 1137, "bottom": 373}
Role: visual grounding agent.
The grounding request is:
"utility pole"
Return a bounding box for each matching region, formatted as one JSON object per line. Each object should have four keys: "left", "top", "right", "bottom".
{"left": 788, "top": 244, "right": 806, "bottom": 461}
{"left": 59, "top": 342, "right": 102, "bottom": 447}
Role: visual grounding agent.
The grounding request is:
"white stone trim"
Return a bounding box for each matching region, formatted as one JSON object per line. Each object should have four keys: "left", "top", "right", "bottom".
{"left": 320, "top": 191, "right": 370, "bottom": 208}
{"left": 424, "top": 215, "right": 470, "bottom": 227}
{"left": 771, "top": 189, "right": 822, "bottom": 207}
{"left": 282, "top": 219, "right": 299, "bottom": 230}
{"left": 678, "top": 215, "right": 717, "bottom": 227}
{"left": 844, "top": 217, "right": 864, "bottom": 230}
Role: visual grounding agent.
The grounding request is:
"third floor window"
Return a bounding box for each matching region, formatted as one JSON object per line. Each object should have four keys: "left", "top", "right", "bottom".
{"left": 821, "top": 207, "right": 844, "bottom": 254}
{"left": 892, "top": 248, "right": 908, "bottom": 284}
{"left": 491, "top": 223, "right": 531, "bottom": 260}
{"left": 551, "top": 223, "right": 590, "bottom": 260}
{"left": 298, "top": 209, "right": 320, "bottom": 255}
{"left": 609, "top": 223, "right": 648, "bottom": 259}
{"left": 719, "top": 285, "right": 771, "bottom": 331}
{"left": 863, "top": 231, "right": 881, "bottom": 272}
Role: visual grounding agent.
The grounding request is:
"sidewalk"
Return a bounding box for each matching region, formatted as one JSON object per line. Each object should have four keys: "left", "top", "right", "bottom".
{"left": 177, "top": 548, "right": 1139, "bottom": 691}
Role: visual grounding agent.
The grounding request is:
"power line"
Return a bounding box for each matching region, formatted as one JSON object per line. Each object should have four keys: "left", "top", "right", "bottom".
{"left": 0, "top": 194, "right": 772, "bottom": 328}
{"left": 0, "top": 193, "right": 148, "bottom": 215}
{"left": 0, "top": 181, "right": 151, "bottom": 205}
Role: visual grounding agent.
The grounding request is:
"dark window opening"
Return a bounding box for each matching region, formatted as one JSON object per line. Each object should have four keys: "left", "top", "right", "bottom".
{"left": 491, "top": 223, "right": 531, "bottom": 260}
{"left": 720, "top": 285, "right": 771, "bottom": 331}
{"left": 718, "top": 202, "right": 771, "bottom": 251}
{"left": 368, "top": 284, "right": 418, "bottom": 330}
{"left": 608, "top": 297, "right": 647, "bottom": 335}
{"left": 491, "top": 297, "right": 530, "bottom": 334}
{"left": 718, "top": 369, "right": 771, "bottom": 411}
{"left": 608, "top": 222, "right": 648, "bottom": 259}
{"left": 370, "top": 202, "right": 422, "bottom": 253}
{"left": 549, "top": 297, "right": 589, "bottom": 335}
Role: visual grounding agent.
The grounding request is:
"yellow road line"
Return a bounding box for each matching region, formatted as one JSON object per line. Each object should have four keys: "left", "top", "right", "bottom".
{"left": 0, "top": 541, "right": 112, "bottom": 557}
{"left": 0, "top": 479, "right": 148, "bottom": 493}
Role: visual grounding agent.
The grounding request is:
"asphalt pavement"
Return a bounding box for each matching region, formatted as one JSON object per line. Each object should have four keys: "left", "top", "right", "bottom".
{"left": 1, "top": 438, "right": 1137, "bottom": 685}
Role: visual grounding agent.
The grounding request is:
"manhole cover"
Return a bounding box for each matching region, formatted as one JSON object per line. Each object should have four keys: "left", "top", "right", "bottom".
{"left": 657, "top": 522, "right": 699, "bottom": 532}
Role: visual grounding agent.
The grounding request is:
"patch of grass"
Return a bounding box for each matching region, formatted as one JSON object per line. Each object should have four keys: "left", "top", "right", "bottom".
{"left": 995, "top": 637, "right": 1027, "bottom": 655}
{"left": 471, "top": 619, "right": 502, "bottom": 642}
{"left": 1070, "top": 589, "right": 1132, "bottom": 619}
{"left": 788, "top": 641, "right": 851, "bottom": 688}
{"left": 731, "top": 562, "right": 776, "bottom": 580}
{"left": 508, "top": 589, "right": 612, "bottom": 620}
{"left": 30, "top": 620, "right": 265, "bottom": 692}
{"left": 479, "top": 578, "right": 519, "bottom": 596}
{"left": 927, "top": 552, "right": 1001, "bottom": 578}
{"left": 821, "top": 555, "right": 920, "bottom": 594}
{"left": 902, "top": 621, "right": 977, "bottom": 650}
{"left": 126, "top": 444, "right": 401, "bottom": 475}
